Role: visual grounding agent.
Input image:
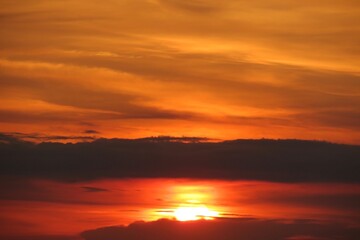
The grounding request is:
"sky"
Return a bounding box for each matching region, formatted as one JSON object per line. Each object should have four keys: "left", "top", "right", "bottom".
{"left": 0, "top": 1, "right": 360, "bottom": 240}
{"left": 0, "top": 0, "right": 359, "bottom": 143}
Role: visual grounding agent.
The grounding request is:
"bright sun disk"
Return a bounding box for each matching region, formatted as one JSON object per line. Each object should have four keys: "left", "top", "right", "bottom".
{"left": 174, "top": 205, "right": 219, "bottom": 221}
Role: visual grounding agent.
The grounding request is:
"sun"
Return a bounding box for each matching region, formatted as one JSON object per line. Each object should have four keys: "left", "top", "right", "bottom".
{"left": 174, "top": 205, "right": 219, "bottom": 221}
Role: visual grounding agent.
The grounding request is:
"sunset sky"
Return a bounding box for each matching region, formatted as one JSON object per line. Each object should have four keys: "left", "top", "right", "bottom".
{"left": 0, "top": 1, "right": 359, "bottom": 240}
{"left": 1, "top": 0, "right": 359, "bottom": 143}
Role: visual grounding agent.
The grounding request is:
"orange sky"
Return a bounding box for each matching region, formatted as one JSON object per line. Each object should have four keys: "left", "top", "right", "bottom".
{"left": 0, "top": 0, "right": 359, "bottom": 143}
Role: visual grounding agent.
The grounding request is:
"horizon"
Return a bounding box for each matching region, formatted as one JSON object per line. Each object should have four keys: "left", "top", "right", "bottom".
{"left": 2, "top": 132, "right": 360, "bottom": 146}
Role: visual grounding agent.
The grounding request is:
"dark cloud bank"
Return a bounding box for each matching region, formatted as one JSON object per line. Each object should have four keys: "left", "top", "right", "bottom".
{"left": 81, "top": 218, "right": 359, "bottom": 240}
{"left": 0, "top": 133, "right": 359, "bottom": 183}
{"left": 5, "top": 218, "right": 359, "bottom": 240}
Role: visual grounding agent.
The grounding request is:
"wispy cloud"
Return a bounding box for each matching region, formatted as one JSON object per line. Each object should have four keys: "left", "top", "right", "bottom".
{"left": 0, "top": 0, "right": 359, "bottom": 143}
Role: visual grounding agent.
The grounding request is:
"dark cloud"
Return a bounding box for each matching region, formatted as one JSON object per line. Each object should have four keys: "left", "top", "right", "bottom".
{"left": 0, "top": 134, "right": 359, "bottom": 182}
{"left": 0, "top": 109, "right": 120, "bottom": 124}
{"left": 81, "top": 218, "right": 360, "bottom": 240}
{"left": 257, "top": 193, "right": 360, "bottom": 212}
{"left": 137, "top": 136, "right": 211, "bottom": 143}
{"left": 3, "top": 132, "right": 96, "bottom": 142}
{"left": 83, "top": 130, "right": 100, "bottom": 134}
{"left": 3, "top": 235, "right": 81, "bottom": 240}
{"left": 81, "top": 186, "right": 108, "bottom": 193}
{"left": 0, "top": 132, "right": 24, "bottom": 144}
{"left": 0, "top": 176, "right": 113, "bottom": 205}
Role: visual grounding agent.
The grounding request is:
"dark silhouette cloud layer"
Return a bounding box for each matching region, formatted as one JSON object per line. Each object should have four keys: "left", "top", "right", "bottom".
{"left": 81, "top": 218, "right": 360, "bottom": 240}
{"left": 1, "top": 134, "right": 359, "bottom": 182}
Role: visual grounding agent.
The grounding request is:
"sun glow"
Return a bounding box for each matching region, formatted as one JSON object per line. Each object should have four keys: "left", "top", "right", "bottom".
{"left": 174, "top": 205, "right": 219, "bottom": 221}
{"left": 154, "top": 184, "right": 222, "bottom": 222}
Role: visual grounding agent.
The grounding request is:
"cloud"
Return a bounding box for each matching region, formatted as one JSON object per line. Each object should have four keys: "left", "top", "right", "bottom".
{"left": 83, "top": 130, "right": 100, "bottom": 134}
{"left": 1, "top": 9, "right": 359, "bottom": 143}
{"left": 256, "top": 193, "right": 360, "bottom": 212}
{"left": 4, "top": 236, "right": 81, "bottom": 240}
{"left": 0, "top": 135, "right": 359, "bottom": 182}
{"left": 0, "top": 132, "right": 24, "bottom": 144}
{"left": 0, "top": 176, "right": 114, "bottom": 205}
{"left": 2, "top": 132, "right": 96, "bottom": 142}
{"left": 155, "top": 0, "right": 220, "bottom": 13}
{"left": 0, "top": 60, "right": 195, "bottom": 121}
{"left": 81, "top": 218, "right": 360, "bottom": 240}
{"left": 0, "top": 0, "right": 360, "bottom": 144}
{"left": 81, "top": 186, "right": 109, "bottom": 193}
